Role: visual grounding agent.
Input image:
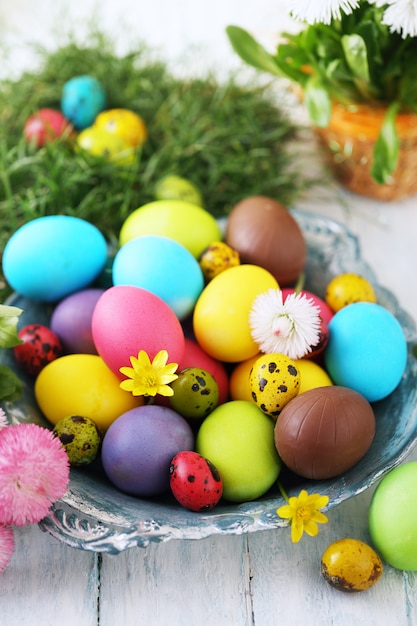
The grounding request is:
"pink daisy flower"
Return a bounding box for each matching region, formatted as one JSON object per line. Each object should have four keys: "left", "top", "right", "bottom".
{"left": 0, "top": 423, "right": 70, "bottom": 527}
{"left": 0, "top": 525, "right": 14, "bottom": 573}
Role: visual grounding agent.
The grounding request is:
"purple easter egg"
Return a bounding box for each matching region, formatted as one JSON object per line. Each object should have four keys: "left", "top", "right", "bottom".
{"left": 101, "top": 405, "right": 194, "bottom": 496}
{"left": 50, "top": 288, "right": 105, "bottom": 354}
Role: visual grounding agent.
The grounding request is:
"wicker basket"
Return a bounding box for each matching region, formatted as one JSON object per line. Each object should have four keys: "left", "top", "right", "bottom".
{"left": 314, "top": 103, "right": 417, "bottom": 201}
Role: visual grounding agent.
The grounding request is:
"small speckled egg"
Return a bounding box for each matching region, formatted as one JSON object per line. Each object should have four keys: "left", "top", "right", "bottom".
{"left": 169, "top": 451, "right": 223, "bottom": 511}
{"left": 13, "top": 323, "right": 63, "bottom": 377}
{"left": 199, "top": 241, "right": 240, "bottom": 281}
{"left": 325, "top": 272, "right": 377, "bottom": 313}
{"left": 77, "top": 127, "right": 135, "bottom": 165}
{"left": 2, "top": 215, "right": 107, "bottom": 302}
{"left": 94, "top": 108, "right": 147, "bottom": 147}
{"left": 53, "top": 415, "right": 102, "bottom": 466}
{"left": 169, "top": 368, "right": 219, "bottom": 419}
{"left": 249, "top": 353, "right": 300, "bottom": 418}
{"left": 321, "top": 538, "right": 383, "bottom": 592}
{"left": 154, "top": 175, "right": 203, "bottom": 206}
{"left": 61, "top": 75, "right": 106, "bottom": 129}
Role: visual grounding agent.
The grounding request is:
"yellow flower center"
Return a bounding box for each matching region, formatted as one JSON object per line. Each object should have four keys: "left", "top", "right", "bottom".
{"left": 296, "top": 505, "right": 312, "bottom": 521}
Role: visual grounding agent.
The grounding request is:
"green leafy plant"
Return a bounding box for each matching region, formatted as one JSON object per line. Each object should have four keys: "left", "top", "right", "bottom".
{"left": 227, "top": 1, "right": 417, "bottom": 184}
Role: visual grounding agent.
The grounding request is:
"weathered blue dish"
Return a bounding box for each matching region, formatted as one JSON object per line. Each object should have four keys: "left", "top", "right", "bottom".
{"left": 2, "top": 209, "right": 417, "bottom": 553}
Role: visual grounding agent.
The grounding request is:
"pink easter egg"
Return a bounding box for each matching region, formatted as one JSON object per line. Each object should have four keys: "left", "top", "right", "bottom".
{"left": 91, "top": 285, "right": 185, "bottom": 377}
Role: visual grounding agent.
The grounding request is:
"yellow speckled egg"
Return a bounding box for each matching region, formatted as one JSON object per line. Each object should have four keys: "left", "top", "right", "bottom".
{"left": 193, "top": 265, "right": 279, "bottom": 362}
{"left": 199, "top": 241, "right": 240, "bottom": 281}
{"left": 321, "top": 538, "right": 383, "bottom": 592}
{"left": 77, "top": 126, "right": 135, "bottom": 165}
{"left": 249, "top": 353, "right": 300, "bottom": 418}
{"left": 119, "top": 200, "right": 222, "bottom": 259}
{"left": 325, "top": 273, "right": 376, "bottom": 313}
{"left": 34, "top": 354, "right": 143, "bottom": 432}
{"left": 94, "top": 108, "right": 147, "bottom": 147}
{"left": 295, "top": 358, "right": 333, "bottom": 394}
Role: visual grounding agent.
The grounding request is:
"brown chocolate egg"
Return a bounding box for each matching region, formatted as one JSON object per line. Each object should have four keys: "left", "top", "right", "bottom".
{"left": 274, "top": 386, "right": 375, "bottom": 479}
{"left": 225, "top": 196, "right": 306, "bottom": 286}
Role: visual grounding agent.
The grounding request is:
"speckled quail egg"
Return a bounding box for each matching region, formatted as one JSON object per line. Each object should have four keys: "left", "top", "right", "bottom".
{"left": 325, "top": 272, "right": 376, "bottom": 312}
{"left": 53, "top": 415, "right": 103, "bottom": 466}
{"left": 321, "top": 538, "right": 383, "bottom": 592}
{"left": 199, "top": 241, "right": 240, "bottom": 281}
{"left": 169, "top": 367, "right": 220, "bottom": 419}
{"left": 249, "top": 353, "right": 300, "bottom": 418}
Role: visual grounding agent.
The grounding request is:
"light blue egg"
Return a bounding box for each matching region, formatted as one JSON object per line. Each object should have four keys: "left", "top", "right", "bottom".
{"left": 112, "top": 235, "right": 204, "bottom": 320}
{"left": 3, "top": 216, "right": 108, "bottom": 302}
{"left": 324, "top": 302, "right": 407, "bottom": 402}
{"left": 61, "top": 75, "right": 106, "bottom": 129}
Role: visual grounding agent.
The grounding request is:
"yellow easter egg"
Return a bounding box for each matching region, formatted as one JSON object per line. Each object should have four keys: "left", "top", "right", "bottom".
{"left": 325, "top": 272, "right": 376, "bottom": 313}
{"left": 77, "top": 126, "right": 135, "bottom": 165}
{"left": 34, "top": 354, "right": 143, "bottom": 431}
{"left": 229, "top": 355, "right": 260, "bottom": 402}
{"left": 94, "top": 108, "right": 147, "bottom": 147}
{"left": 119, "top": 200, "right": 222, "bottom": 258}
{"left": 295, "top": 358, "right": 334, "bottom": 394}
{"left": 193, "top": 264, "right": 279, "bottom": 362}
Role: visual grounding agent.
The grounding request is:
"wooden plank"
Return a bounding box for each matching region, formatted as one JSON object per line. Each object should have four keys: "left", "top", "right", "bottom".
{"left": 99, "top": 534, "right": 253, "bottom": 626}
{"left": 248, "top": 482, "right": 417, "bottom": 625}
{"left": 1, "top": 525, "right": 99, "bottom": 626}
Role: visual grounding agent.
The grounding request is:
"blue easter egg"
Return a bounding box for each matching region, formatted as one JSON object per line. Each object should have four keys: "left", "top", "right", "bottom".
{"left": 61, "top": 76, "right": 106, "bottom": 129}
{"left": 112, "top": 234, "right": 204, "bottom": 320}
{"left": 324, "top": 302, "right": 407, "bottom": 402}
{"left": 3, "top": 216, "right": 108, "bottom": 302}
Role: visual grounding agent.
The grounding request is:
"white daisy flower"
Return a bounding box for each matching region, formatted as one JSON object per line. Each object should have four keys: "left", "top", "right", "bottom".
{"left": 283, "top": 0, "right": 360, "bottom": 24}
{"left": 249, "top": 289, "right": 322, "bottom": 360}
{"left": 379, "top": 0, "right": 417, "bottom": 38}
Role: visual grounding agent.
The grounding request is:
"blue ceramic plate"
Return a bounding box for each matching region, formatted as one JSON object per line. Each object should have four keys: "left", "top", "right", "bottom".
{"left": 2, "top": 209, "right": 417, "bottom": 553}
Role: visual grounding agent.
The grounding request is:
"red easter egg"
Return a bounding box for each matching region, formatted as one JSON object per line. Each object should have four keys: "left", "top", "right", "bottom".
{"left": 91, "top": 285, "right": 185, "bottom": 377}
{"left": 24, "top": 108, "right": 73, "bottom": 147}
{"left": 169, "top": 450, "right": 223, "bottom": 511}
{"left": 14, "top": 323, "right": 63, "bottom": 377}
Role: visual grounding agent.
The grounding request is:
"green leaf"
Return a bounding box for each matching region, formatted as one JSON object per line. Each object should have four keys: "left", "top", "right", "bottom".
{"left": 304, "top": 77, "right": 332, "bottom": 127}
{"left": 0, "top": 365, "right": 22, "bottom": 402}
{"left": 226, "top": 26, "right": 282, "bottom": 77}
{"left": 0, "top": 305, "right": 23, "bottom": 348}
{"left": 371, "top": 102, "right": 400, "bottom": 184}
{"left": 341, "top": 34, "right": 370, "bottom": 82}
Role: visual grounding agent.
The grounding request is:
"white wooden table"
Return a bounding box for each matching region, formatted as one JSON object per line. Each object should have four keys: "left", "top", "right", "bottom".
{"left": 3, "top": 3, "right": 417, "bottom": 623}
{"left": 2, "top": 183, "right": 417, "bottom": 626}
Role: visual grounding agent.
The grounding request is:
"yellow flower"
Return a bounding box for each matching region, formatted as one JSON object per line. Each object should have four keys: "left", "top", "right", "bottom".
{"left": 119, "top": 349, "right": 179, "bottom": 397}
{"left": 277, "top": 489, "right": 329, "bottom": 543}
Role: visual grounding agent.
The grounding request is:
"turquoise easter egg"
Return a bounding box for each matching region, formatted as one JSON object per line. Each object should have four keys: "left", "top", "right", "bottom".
{"left": 61, "top": 75, "right": 106, "bottom": 129}
{"left": 2, "top": 216, "right": 107, "bottom": 302}
{"left": 112, "top": 235, "right": 204, "bottom": 320}
{"left": 324, "top": 302, "right": 407, "bottom": 402}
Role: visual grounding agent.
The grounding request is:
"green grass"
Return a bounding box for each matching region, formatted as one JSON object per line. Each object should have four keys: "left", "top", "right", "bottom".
{"left": 0, "top": 31, "right": 316, "bottom": 299}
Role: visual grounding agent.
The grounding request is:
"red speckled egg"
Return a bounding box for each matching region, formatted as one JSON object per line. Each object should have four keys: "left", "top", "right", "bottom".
{"left": 13, "top": 323, "right": 63, "bottom": 377}
{"left": 225, "top": 196, "right": 306, "bottom": 286}
{"left": 274, "top": 386, "right": 375, "bottom": 479}
{"left": 170, "top": 451, "right": 223, "bottom": 511}
{"left": 91, "top": 285, "right": 185, "bottom": 377}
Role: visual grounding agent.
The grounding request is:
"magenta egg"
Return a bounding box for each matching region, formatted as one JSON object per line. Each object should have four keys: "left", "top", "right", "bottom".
{"left": 50, "top": 288, "right": 105, "bottom": 354}
{"left": 91, "top": 285, "right": 185, "bottom": 377}
{"left": 101, "top": 405, "right": 194, "bottom": 496}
